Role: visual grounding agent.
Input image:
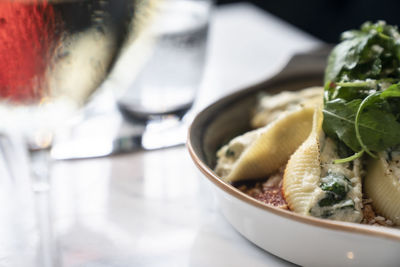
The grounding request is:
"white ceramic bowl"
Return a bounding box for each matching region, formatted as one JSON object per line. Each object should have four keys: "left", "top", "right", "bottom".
{"left": 187, "top": 50, "right": 400, "bottom": 267}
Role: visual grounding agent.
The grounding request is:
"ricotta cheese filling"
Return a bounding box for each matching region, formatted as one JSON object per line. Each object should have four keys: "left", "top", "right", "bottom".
{"left": 310, "top": 137, "right": 363, "bottom": 222}
{"left": 215, "top": 128, "right": 263, "bottom": 178}
{"left": 251, "top": 87, "right": 322, "bottom": 128}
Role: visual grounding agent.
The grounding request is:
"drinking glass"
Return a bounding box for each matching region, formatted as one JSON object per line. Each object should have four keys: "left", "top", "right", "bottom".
{"left": 0, "top": 0, "right": 152, "bottom": 266}
{"left": 116, "top": 0, "right": 213, "bottom": 149}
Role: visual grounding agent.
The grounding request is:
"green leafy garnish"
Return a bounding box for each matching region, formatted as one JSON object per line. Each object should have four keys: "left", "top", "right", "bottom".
{"left": 318, "top": 173, "right": 351, "bottom": 207}
{"left": 323, "top": 21, "right": 400, "bottom": 162}
{"left": 310, "top": 173, "right": 355, "bottom": 218}
{"left": 225, "top": 148, "right": 235, "bottom": 157}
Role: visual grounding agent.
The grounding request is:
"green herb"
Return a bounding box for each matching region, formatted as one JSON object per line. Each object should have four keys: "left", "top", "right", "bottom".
{"left": 336, "top": 139, "right": 355, "bottom": 159}
{"left": 320, "top": 210, "right": 334, "bottom": 218}
{"left": 323, "top": 99, "right": 363, "bottom": 153}
{"left": 318, "top": 173, "right": 351, "bottom": 207}
{"left": 323, "top": 21, "right": 400, "bottom": 162}
{"left": 325, "top": 21, "right": 400, "bottom": 85}
{"left": 338, "top": 199, "right": 355, "bottom": 210}
{"left": 225, "top": 148, "right": 235, "bottom": 157}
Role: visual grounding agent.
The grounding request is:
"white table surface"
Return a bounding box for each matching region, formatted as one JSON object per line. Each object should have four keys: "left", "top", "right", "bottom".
{"left": 1, "top": 3, "right": 321, "bottom": 267}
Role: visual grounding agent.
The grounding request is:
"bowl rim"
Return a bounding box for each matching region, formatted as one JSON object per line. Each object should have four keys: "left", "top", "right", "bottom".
{"left": 187, "top": 73, "right": 400, "bottom": 243}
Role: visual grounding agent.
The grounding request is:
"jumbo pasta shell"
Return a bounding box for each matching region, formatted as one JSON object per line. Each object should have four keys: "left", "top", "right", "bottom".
{"left": 282, "top": 108, "right": 323, "bottom": 215}
{"left": 215, "top": 106, "right": 315, "bottom": 183}
{"left": 251, "top": 87, "right": 323, "bottom": 128}
{"left": 365, "top": 154, "right": 400, "bottom": 225}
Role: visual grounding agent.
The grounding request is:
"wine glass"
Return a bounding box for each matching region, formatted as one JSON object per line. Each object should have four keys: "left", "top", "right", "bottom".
{"left": 0, "top": 0, "right": 151, "bottom": 266}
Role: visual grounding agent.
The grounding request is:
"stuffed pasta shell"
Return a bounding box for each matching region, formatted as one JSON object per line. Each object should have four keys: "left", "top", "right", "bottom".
{"left": 215, "top": 106, "right": 315, "bottom": 183}
{"left": 364, "top": 149, "right": 400, "bottom": 225}
{"left": 251, "top": 86, "right": 323, "bottom": 128}
{"left": 282, "top": 109, "right": 363, "bottom": 223}
{"left": 211, "top": 22, "right": 400, "bottom": 227}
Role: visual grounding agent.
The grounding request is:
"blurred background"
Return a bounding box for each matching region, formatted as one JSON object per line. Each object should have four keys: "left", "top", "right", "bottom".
{"left": 216, "top": 0, "right": 400, "bottom": 43}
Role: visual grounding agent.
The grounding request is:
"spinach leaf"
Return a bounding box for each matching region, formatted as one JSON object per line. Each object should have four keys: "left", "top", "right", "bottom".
{"left": 320, "top": 173, "right": 350, "bottom": 202}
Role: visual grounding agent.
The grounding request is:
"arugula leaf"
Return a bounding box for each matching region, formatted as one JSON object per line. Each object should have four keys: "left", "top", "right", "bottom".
{"left": 325, "top": 21, "right": 400, "bottom": 85}
{"left": 324, "top": 33, "right": 372, "bottom": 84}
{"left": 324, "top": 80, "right": 374, "bottom": 102}
{"left": 323, "top": 95, "right": 400, "bottom": 153}
{"left": 380, "top": 83, "right": 400, "bottom": 98}
{"left": 355, "top": 96, "right": 400, "bottom": 152}
{"left": 323, "top": 99, "right": 362, "bottom": 152}
{"left": 323, "top": 21, "right": 400, "bottom": 160}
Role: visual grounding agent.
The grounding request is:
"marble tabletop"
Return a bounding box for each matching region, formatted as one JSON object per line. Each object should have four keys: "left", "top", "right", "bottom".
{"left": 1, "top": 3, "right": 321, "bottom": 267}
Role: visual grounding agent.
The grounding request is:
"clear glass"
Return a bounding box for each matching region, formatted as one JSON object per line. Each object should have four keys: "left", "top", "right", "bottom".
{"left": 0, "top": 1, "right": 141, "bottom": 266}
{"left": 116, "top": 0, "right": 213, "bottom": 149}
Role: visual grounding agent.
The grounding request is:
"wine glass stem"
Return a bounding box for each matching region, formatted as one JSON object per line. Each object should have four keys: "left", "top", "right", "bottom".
{"left": 30, "top": 149, "right": 60, "bottom": 267}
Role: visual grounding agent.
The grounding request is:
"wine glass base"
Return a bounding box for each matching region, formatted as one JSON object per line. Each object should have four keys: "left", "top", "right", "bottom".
{"left": 51, "top": 108, "right": 193, "bottom": 160}
{"left": 117, "top": 100, "right": 193, "bottom": 122}
{"left": 140, "top": 116, "right": 189, "bottom": 150}
{"left": 117, "top": 101, "right": 193, "bottom": 150}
